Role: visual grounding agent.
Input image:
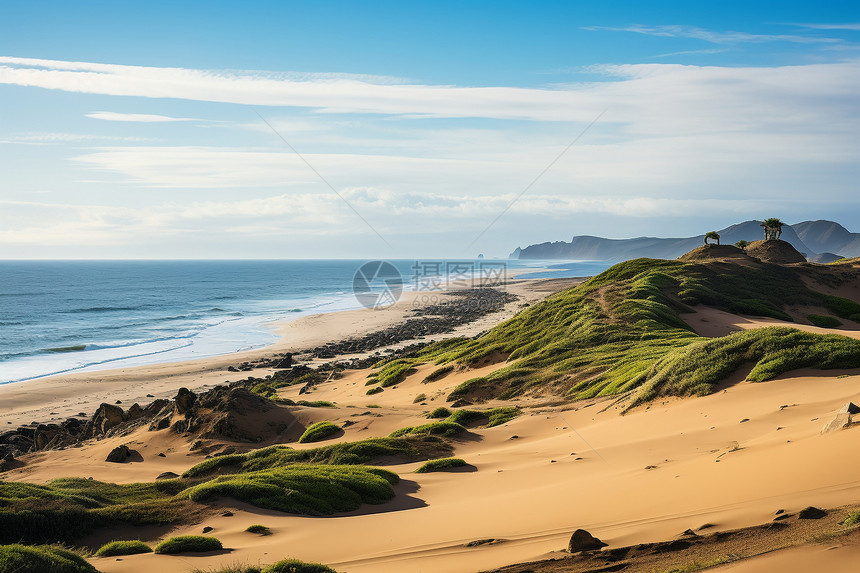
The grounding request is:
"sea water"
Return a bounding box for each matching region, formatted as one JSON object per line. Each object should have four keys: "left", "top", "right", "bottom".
{"left": 0, "top": 259, "right": 611, "bottom": 384}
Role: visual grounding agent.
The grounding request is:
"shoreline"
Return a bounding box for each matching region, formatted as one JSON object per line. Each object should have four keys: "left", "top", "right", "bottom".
{"left": 0, "top": 277, "right": 582, "bottom": 429}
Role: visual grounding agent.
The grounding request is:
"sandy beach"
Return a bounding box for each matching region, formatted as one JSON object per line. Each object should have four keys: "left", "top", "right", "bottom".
{"left": 4, "top": 270, "right": 860, "bottom": 573}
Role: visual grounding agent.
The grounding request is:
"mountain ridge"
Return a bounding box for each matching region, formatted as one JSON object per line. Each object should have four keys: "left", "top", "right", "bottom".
{"left": 513, "top": 219, "right": 860, "bottom": 261}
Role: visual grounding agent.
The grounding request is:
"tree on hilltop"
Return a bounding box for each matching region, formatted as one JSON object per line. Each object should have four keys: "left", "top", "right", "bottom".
{"left": 735, "top": 240, "right": 749, "bottom": 252}
{"left": 704, "top": 231, "right": 721, "bottom": 246}
{"left": 761, "top": 218, "right": 785, "bottom": 241}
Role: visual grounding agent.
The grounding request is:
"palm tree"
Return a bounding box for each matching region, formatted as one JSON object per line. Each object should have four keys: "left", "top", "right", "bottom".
{"left": 704, "top": 231, "right": 720, "bottom": 246}
{"left": 735, "top": 240, "right": 749, "bottom": 252}
{"left": 761, "top": 218, "right": 785, "bottom": 241}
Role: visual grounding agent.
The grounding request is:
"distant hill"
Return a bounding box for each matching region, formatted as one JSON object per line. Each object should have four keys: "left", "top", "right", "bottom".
{"left": 513, "top": 220, "right": 860, "bottom": 261}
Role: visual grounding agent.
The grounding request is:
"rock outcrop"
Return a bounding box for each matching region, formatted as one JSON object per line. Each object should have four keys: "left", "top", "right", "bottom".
{"left": 568, "top": 529, "right": 608, "bottom": 552}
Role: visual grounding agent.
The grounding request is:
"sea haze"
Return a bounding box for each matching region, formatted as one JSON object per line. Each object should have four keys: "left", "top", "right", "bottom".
{"left": 0, "top": 259, "right": 611, "bottom": 384}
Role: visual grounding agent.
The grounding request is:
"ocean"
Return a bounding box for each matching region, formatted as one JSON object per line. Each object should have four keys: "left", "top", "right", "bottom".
{"left": 0, "top": 259, "right": 612, "bottom": 384}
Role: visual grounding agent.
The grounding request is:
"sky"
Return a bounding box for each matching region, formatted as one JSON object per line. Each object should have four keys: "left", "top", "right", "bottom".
{"left": 1, "top": 1, "right": 859, "bottom": 259}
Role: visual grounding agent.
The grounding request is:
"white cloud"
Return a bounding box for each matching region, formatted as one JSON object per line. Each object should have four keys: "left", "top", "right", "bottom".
{"left": 582, "top": 25, "right": 842, "bottom": 44}
{"left": 85, "top": 111, "right": 199, "bottom": 122}
{"left": 794, "top": 23, "right": 860, "bottom": 31}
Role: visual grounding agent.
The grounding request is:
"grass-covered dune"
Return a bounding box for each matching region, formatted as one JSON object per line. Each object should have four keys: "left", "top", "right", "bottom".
{"left": 0, "top": 544, "right": 98, "bottom": 573}
{"left": 2, "top": 436, "right": 451, "bottom": 544}
{"left": 388, "top": 258, "right": 860, "bottom": 406}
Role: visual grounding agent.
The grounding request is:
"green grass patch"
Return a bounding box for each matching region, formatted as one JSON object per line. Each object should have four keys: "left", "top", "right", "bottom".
{"left": 389, "top": 421, "right": 466, "bottom": 438}
{"left": 245, "top": 524, "right": 271, "bottom": 535}
{"left": 366, "top": 386, "right": 383, "bottom": 395}
{"left": 0, "top": 477, "right": 193, "bottom": 544}
{"left": 842, "top": 511, "right": 860, "bottom": 526}
{"left": 154, "top": 535, "right": 222, "bottom": 554}
{"left": 415, "top": 458, "right": 468, "bottom": 473}
{"left": 95, "top": 539, "right": 152, "bottom": 557}
{"left": 391, "top": 258, "right": 860, "bottom": 405}
{"left": 262, "top": 559, "right": 337, "bottom": 573}
{"left": 426, "top": 407, "right": 451, "bottom": 418}
{"left": 808, "top": 314, "right": 842, "bottom": 328}
{"left": 0, "top": 544, "right": 98, "bottom": 573}
{"left": 183, "top": 464, "right": 397, "bottom": 516}
{"left": 412, "top": 393, "right": 427, "bottom": 403}
{"left": 373, "top": 360, "right": 417, "bottom": 387}
{"left": 296, "top": 400, "right": 336, "bottom": 408}
{"left": 184, "top": 436, "right": 450, "bottom": 478}
{"left": 298, "top": 422, "right": 340, "bottom": 443}
{"left": 822, "top": 295, "right": 860, "bottom": 321}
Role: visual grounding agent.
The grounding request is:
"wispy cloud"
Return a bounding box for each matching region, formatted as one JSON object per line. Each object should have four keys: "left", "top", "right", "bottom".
{"left": 652, "top": 48, "right": 728, "bottom": 58}
{"left": 0, "top": 132, "right": 151, "bottom": 145}
{"left": 583, "top": 24, "right": 842, "bottom": 44}
{"left": 85, "top": 111, "right": 200, "bottom": 122}
{"left": 793, "top": 23, "right": 860, "bottom": 31}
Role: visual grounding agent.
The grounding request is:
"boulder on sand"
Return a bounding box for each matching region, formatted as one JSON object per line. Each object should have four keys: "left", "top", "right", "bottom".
{"left": 568, "top": 529, "right": 607, "bottom": 552}
{"left": 105, "top": 445, "right": 131, "bottom": 463}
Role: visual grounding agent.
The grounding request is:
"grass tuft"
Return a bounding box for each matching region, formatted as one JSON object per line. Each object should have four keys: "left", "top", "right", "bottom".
{"left": 262, "top": 559, "right": 338, "bottom": 573}
{"left": 245, "top": 524, "right": 272, "bottom": 535}
{"left": 415, "top": 458, "right": 468, "bottom": 473}
{"left": 153, "top": 535, "right": 222, "bottom": 554}
{"left": 389, "top": 421, "right": 466, "bottom": 438}
{"left": 0, "top": 544, "right": 98, "bottom": 573}
{"left": 298, "top": 422, "right": 340, "bottom": 444}
{"left": 95, "top": 539, "right": 152, "bottom": 557}
{"left": 808, "top": 314, "right": 842, "bottom": 328}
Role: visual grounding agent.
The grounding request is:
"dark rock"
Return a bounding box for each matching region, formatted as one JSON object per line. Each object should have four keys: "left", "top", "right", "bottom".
{"left": 115, "top": 400, "right": 122, "bottom": 405}
{"left": 91, "top": 403, "right": 127, "bottom": 435}
{"left": 202, "top": 526, "right": 213, "bottom": 533}
{"left": 567, "top": 529, "right": 607, "bottom": 553}
{"left": 174, "top": 388, "right": 197, "bottom": 416}
{"left": 840, "top": 402, "right": 860, "bottom": 415}
{"left": 221, "top": 511, "right": 233, "bottom": 517}
{"left": 798, "top": 506, "right": 827, "bottom": 519}
{"left": 156, "top": 471, "right": 179, "bottom": 480}
{"left": 157, "top": 452, "right": 166, "bottom": 457}
{"left": 680, "top": 529, "right": 699, "bottom": 537}
{"left": 465, "top": 539, "right": 496, "bottom": 547}
{"left": 127, "top": 404, "right": 144, "bottom": 419}
{"left": 105, "top": 445, "right": 132, "bottom": 463}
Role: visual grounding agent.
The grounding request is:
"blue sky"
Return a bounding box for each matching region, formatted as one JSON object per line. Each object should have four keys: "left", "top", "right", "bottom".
{"left": 1, "top": 0, "right": 858, "bottom": 258}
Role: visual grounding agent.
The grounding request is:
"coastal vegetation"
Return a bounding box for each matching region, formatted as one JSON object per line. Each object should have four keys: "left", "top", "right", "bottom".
{"left": 298, "top": 422, "right": 341, "bottom": 443}
{"left": 153, "top": 535, "right": 222, "bottom": 554}
{"left": 0, "top": 544, "right": 98, "bottom": 573}
{"left": 182, "top": 465, "right": 397, "bottom": 515}
{"left": 371, "top": 258, "right": 860, "bottom": 406}
{"left": 415, "top": 458, "right": 468, "bottom": 473}
{"left": 94, "top": 540, "right": 151, "bottom": 556}
{"left": 245, "top": 524, "right": 272, "bottom": 535}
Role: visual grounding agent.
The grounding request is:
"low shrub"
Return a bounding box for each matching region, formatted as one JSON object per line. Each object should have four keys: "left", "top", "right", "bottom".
{"left": 298, "top": 422, "right": 340, "bottom": 444}
{"left": 154, "top": 535, "right": 222, "bottom": 554}
{"left": 415, "top": 458, "right": 468, "bottom": 473}
{"left": 808, "top": 314, "right": 842, "bottom": 328}
{"left": 412, "top": 393, "right": 427, "bottom": 404}
{"left": 0, "top": 544, "right": 98, "bottom": 573}
{"left": 389, "top": 421, "right": 466, "bottom": 438}
{"left": 245, "top": 524, "right": 271, "bottom": 535}
{"left": 183, "top": 464, "right": 398, "bottom": 516}
{"left": 842, "top": 511, "right": 860, "bottom": 526}
{"left": 262, "top": 559, "right": 337, "bottom": 573}
{"left": 366, "top": 387, "right": 383, "bottom": 396}
{"left": 426, "top": 407, "right": 451, "bottom": 419}
{"left": 183, "top": 437, "right": 451, "bottom": 478}
{"left": 95, "top": 539, "right": 152, "bottom": 557}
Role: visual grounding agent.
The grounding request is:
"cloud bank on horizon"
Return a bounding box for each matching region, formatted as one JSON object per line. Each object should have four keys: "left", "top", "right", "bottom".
{"left": 1, "top": 2, "right": 858, "bottom": 259}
